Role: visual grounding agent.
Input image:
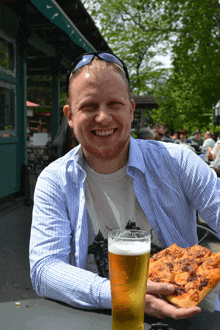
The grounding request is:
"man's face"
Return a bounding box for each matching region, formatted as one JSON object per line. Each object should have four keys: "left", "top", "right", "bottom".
{"left": 195, "top": 133, "right": 201, "bottom": 140}
{"left": 204, "top": 132, "right": 210, "bottom": 140}
{"left": 180, "top": 133, "right": 186, "bottom": 143}
{"left": 153, "top": 127, "right": 165, "bottom": 141}
{"left": 64, "top": 69, "right": 135, "bottom": 163}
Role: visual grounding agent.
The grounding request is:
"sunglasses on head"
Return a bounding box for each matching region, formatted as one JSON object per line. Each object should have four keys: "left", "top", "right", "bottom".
{"left": 66, "top": 52, "right": 130, "bottom": 96}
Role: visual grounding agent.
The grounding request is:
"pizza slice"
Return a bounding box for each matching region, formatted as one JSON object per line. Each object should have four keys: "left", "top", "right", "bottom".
{"left": 148, "top": 244, "right": 220, "bottom": 308}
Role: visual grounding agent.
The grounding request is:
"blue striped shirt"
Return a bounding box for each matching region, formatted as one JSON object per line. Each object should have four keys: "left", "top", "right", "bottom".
{"left": 29, "top": 137, "right": 220, "bottom": 309}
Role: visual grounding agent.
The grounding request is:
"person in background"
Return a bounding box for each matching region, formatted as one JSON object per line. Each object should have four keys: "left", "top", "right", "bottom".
{"left": 212, "top": 149, "right": 220, "bottom": 175}
{"left": 37, "top": 124, "right": 43, "bottom": 133}
{"left": 174, "top": 129, "right": 191, "bottom": 145}
{"left": 152, "top": 124, "right": 165, "bottom": 141}
{"left": 200, "top": 131, "right": 215, "bottom": 160}
{"left": 190, "top": 129, "right": 204, "bottom": 147}
{"left": 137, "top": 127, "right": 155, "bottom": 140}
{"left": 206, "top": 134, "right": 220, "bottom": 163}
{"left": 29, "top": 52, "right": 220, "bottom": 320}
{"left": 27, "top": 122, "right": 32, "bottom": 142}
{"left": 161, "top": 129, "right": 173, "bottom": 143}
{"left": 51, "top": 115, "right": 79, "bottom": 157}
{"left": 174, "top": 129, "right": 199, "bottom": 152}
{"left": 171, "top": 131, "right": 179, "bottom": 141}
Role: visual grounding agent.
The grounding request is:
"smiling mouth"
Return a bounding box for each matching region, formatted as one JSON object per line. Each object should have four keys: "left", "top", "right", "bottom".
{"left": 92, "top": 128, "right": 117, "bottom": 137}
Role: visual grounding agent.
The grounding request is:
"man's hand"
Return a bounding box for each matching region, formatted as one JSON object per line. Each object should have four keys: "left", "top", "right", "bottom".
{"left": 144, "top": 279, "right": 201, "bottom": 319}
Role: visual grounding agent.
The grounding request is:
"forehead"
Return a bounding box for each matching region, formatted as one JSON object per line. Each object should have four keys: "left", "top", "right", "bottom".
{"left": 69, "top": 68, "right": 129, "bottom": 99}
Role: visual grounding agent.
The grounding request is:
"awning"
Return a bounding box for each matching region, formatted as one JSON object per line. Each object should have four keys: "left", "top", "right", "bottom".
{"left": 27, "top": 101, "right": 39, "bottom": 107}
{"left": 30, "top": 0, "right": 96, "bottom": 53}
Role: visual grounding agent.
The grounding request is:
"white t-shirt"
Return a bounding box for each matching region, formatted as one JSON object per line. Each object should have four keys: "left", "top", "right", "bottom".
{"left": 85, "top": 163, "right": 162, "bottom": 272}
{"left": 84, "top": 163, "right": 219, "bottom": 312}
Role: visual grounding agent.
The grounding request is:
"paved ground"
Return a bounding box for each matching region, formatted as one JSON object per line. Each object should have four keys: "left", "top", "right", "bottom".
{"left": 0, "top": 201, "right": 39, "bottom": 302}
{"left": 0, "top": 172, "right": 39, "bottom": 303}
{"left": 0, "top": 171, "right": 219, "bottom": 303}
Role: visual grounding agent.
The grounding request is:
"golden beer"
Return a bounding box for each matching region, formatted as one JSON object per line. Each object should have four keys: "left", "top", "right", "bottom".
{"left": 108, "top": 230, "right": 151, "bottom": 330}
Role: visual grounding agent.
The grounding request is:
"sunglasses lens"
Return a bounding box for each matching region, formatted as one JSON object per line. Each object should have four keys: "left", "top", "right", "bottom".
{"left": 66, "top": 52, "right": 129, "bottom": 96}
{"left": 98, "top": 53, "right": 123, "bottom": 69}
{"left": 73, "top": 54, "right": 94, "bottom": 72}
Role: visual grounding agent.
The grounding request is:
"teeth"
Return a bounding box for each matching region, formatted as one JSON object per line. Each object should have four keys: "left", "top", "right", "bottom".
{"left": 95, "top": 129, "right": 114, "bottom": 136}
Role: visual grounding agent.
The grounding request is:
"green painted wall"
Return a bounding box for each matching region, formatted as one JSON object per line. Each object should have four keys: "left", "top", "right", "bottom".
{"left": 0, "top": 3, "right": 25, "bottom": 199}
{"left": 0, "top": 143, "right": 18, "bottom": 198}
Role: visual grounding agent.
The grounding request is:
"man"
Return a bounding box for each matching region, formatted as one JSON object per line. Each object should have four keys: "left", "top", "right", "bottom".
{"left": 161, "top": 128, "right": 173, "bottom": 143}
{"left": 152, "top": 124, "right": 166, "bottom": 141}
{"left": 174, "top": 128, "right": 199, "bottom": 152}
{"left": 200, "top": 131, "right": 215, "bottom": 160}
{"left": 174, "top": 129, "right": 191, "bottom": 145}
{"left": 137, "top": 127, "right": 155, "bottom": 140}
{"left": 212, "top": 150, "right": 220, "bottom": 175}
{"left": 190, "top": 129, "right": 204, "bottom": 147}
{"left": 30, "top": 52, "right": 220, "bottom": 320}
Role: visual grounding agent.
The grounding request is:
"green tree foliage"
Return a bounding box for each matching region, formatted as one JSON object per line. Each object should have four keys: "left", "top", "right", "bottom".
{"left": 152, "top": 0, "right": 220, "bottom": 131}
{"left": 82, "top": 0, "right": 220, "bottom": 131}
{"left": 82, "top": 0, "right": 169, "bottom": 95}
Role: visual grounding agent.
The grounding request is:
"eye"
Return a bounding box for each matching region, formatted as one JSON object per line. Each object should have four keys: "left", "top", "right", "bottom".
{"left": 81, "top": 102, "right": 98, "bottom": 111}
{"left": 109, "top": 101, "right": 122, "bottom": 108}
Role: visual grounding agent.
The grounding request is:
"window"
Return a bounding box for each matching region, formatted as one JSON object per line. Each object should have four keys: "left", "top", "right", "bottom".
{"left": 0, "top": 32, "right": 16, "bottom": 75}
{"left": 0, "top": 82, "right": 16, "bottom": 137}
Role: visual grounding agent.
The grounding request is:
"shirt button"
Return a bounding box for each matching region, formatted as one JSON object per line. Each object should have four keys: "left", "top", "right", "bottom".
{"left": 75, "top": 252, "right": 78, "bottom": 257}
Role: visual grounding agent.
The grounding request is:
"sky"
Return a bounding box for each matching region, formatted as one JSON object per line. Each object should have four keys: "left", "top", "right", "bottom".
{"left": 155, "top": 53, "right": 173, "bottom": 68}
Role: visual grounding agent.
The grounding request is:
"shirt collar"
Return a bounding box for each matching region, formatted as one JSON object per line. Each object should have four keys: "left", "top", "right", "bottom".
{"left": 127, "top": 137, "right": 146, "bottom": 176}
{"left": 67, "top": 137, "right": 146, "bottom": 179}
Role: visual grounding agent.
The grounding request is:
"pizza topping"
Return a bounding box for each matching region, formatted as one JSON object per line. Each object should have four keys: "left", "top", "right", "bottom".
{"left": 198, "top": 279, "right": 208, "bottom": 290}
{"left": 149, "top": 244, "right": 220, "bottom": 308}
{"left": 174, "top": 286, "right": 186, "bottom": 296}
{"left": 166, "top": 262, "right": 173, "bottom": 269}
{"left": 174, "top": 272, "right": 189, "bottom": 285}
{"left": 189, "top": 290, "right": 199, "bottom": 302}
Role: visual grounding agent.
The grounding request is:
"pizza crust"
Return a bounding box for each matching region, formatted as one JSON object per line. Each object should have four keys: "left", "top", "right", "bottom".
{"left": 149, "top": 244, "right": 220, "bottom": 308}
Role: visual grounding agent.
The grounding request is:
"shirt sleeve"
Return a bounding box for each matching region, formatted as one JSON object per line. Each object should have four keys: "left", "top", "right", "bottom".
{"left": 29, "top": 167, "right": 111, "bottom": 310}
{"left": 176, "top": 148, "right": 220, "bottom": 238}
{"left": 200, "top": 139, "right": 209, "bottom": 154}
{"left": 213, "top": 150, "right": 220, "bottom": 171}
{"left": 211, "top": 141, "right": 220, "bottom": 157}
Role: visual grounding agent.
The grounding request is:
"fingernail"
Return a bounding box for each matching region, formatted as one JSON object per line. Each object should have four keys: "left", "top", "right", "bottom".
{"left": 167, "top": 284, "right": 174, "bottom": 292}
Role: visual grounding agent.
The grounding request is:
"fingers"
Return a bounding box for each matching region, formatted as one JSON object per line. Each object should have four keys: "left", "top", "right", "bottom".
{"left": 171, "top": 306, "right": 201, "bottom": 320}
{"left": 145, "top": 294, "right": 201, "bottom": 320}
{"left": 145, "top": 280, "right": 201, "bottom": 319}
{"left": 146, "top": 279, "right": 175, "bottom": 295}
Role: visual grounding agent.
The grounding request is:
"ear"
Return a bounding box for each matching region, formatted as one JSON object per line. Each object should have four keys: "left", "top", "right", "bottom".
{"left": 63, "top": 104, "right": 73, "bottom": 128}
{"left": 130, "top": 98, "right": 135, "bottom": 122}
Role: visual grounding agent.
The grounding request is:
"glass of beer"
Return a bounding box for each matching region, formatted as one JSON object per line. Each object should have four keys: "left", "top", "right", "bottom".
{"left": 108, "top": 229, "right": 151, "bottom": 330}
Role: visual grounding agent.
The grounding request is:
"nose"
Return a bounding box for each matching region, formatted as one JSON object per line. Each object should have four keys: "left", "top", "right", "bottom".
{"left": 95, "top": 106, "right": 112, "bottom": 124}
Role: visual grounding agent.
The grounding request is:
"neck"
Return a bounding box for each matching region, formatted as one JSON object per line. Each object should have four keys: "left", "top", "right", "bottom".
{"left": 84, "top": 150, "right": 129, "bottom": 174}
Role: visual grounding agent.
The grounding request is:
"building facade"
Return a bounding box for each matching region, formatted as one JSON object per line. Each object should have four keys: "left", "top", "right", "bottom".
{"left": 0, "top": 0, "right": 111, "bottom": 199}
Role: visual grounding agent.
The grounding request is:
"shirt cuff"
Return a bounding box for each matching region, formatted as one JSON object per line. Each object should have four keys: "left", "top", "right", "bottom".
{"left": 99, "top": 279, "right": 111, "bottom": 309}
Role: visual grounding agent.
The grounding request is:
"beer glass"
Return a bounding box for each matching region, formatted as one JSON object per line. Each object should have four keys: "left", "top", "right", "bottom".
{"left": 108, "top": 230, "right": 151, "bottom": 330}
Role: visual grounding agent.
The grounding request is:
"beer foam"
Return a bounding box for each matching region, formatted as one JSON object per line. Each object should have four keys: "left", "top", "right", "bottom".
{"left": 108, "top": 239, "right": 150, "bottom": 255}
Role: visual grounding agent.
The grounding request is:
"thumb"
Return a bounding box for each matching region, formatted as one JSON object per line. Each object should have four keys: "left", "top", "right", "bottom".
{"left": 146, "top": 279, "right": 175, "bottom": 295}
